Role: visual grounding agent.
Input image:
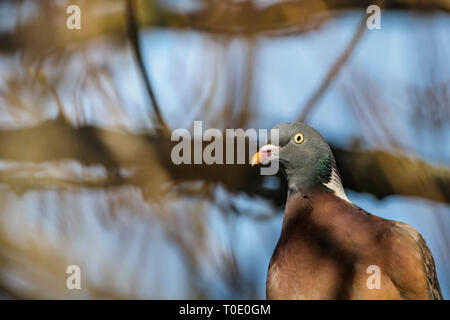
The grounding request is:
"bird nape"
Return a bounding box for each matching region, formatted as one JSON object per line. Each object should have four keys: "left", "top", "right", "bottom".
{"left": 252, "top": 122, "right": 443, "bottom": 300}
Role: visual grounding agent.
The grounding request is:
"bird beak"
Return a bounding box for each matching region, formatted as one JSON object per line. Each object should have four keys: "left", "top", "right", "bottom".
{"left": 251, "top": 144, "right": 280, "bottom": 166}
{"left": 251, "top": 152, "right": 260, "bottom": 166}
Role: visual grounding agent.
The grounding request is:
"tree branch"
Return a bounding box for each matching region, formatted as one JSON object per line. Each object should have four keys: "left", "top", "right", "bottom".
{"left": 1, "top": 0, "right": 449, "bottom": 53}
{"left": 125, "top": 0, "right": 169, "bottom": 134}
{"left": 298, "top": 12, "right": 367, "bottom": 121}
{"left": 0, "top": 119, "right": 449, "bottom": 206}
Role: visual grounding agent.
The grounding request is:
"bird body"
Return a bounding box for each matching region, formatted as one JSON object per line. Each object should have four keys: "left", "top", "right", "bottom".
{"left": 266, "top": 189, "right": 441, "bottom": 299}
{"left": 252, "top": 122, "right": 442, "bottom": 300}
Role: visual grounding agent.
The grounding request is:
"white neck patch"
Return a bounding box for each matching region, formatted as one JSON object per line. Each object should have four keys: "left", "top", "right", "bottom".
{"left": 323, "top": 168, "right": 350, "bottom": 202}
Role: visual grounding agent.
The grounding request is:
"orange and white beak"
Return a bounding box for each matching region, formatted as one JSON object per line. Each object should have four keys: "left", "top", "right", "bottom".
{"left": 251, "top": 144, "right": 280, "bottom": 166}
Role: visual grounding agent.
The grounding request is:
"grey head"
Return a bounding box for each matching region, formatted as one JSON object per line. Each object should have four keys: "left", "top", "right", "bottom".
{"left": 256, "top": 122, "right": 348, "bottom": 200}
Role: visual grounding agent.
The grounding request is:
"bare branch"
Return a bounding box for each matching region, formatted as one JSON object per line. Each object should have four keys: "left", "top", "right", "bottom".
{"left": 125, "top": 0, "right": 170, "bottom": 134}
{"left": 298, "top": 12, "right": 367, "bottom": 122}
{"left": 2, "top": 0, "right": 450, "bottom": 54}
{"left": 0, "top": 120, "right": 449, "bottom": 206}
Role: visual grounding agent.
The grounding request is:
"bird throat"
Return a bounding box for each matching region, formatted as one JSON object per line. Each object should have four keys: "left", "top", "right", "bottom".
{"left": 286, "top": 154, "right": 350, "bottom": 202}
{"left": 315, "top": 154, "right": 349, "bottom": 202}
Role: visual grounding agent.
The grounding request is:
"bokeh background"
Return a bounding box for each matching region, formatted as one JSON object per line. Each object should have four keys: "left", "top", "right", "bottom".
{"left": 0, "top": 0, "right": 449, "bottom": 299}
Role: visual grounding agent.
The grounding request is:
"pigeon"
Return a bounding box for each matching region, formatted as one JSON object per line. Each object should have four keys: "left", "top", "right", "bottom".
{"left": 251, "top": 122, "right": 443, "bottom": 300}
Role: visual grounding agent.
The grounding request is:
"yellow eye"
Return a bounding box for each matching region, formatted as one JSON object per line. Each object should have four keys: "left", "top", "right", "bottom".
{"left": 294, "top": 133, "right": 304, "bottom": 144}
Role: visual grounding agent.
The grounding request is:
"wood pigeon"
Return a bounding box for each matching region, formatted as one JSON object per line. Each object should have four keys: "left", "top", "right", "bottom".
{"left": 251, "top": 122, "right": 443, "bottom": 300}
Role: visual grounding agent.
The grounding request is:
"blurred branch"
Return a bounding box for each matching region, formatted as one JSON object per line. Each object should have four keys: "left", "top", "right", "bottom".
{"left": 125, "top": 0, "right": 169, "bottom": 134}
{"left": 0, "top": 120, "right": 449, "bottom": 206}
{"left": 298, "top": 12, "right": 367, "bottom": 121}
{"left": 0, "top": 168, "right": 126, "bottom": 194}
{"left": 32, "top": 69, "right": 71, "bottom": 122}
{"left": 1, "top": 0, "right": 450, "bottom": 53}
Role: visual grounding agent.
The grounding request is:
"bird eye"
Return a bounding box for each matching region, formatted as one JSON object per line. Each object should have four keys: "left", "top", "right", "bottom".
{"left": 294, "top": 133, "right": 304, "bottom": 144}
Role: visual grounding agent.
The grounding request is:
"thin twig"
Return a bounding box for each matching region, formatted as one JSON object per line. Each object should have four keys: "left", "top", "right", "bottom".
{"left": 32, "top": 68, "right": 71, "bottom": 123}
{"left": 298, "top": 13, "right": 368, "bottom": 122}
{"left": 125, "top": 0, "right": 169, "bottom": 134}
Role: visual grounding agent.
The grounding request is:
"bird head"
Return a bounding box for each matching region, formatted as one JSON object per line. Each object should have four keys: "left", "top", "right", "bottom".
{"left": 252, "top": 122, "right": 346, "bottom": 199}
